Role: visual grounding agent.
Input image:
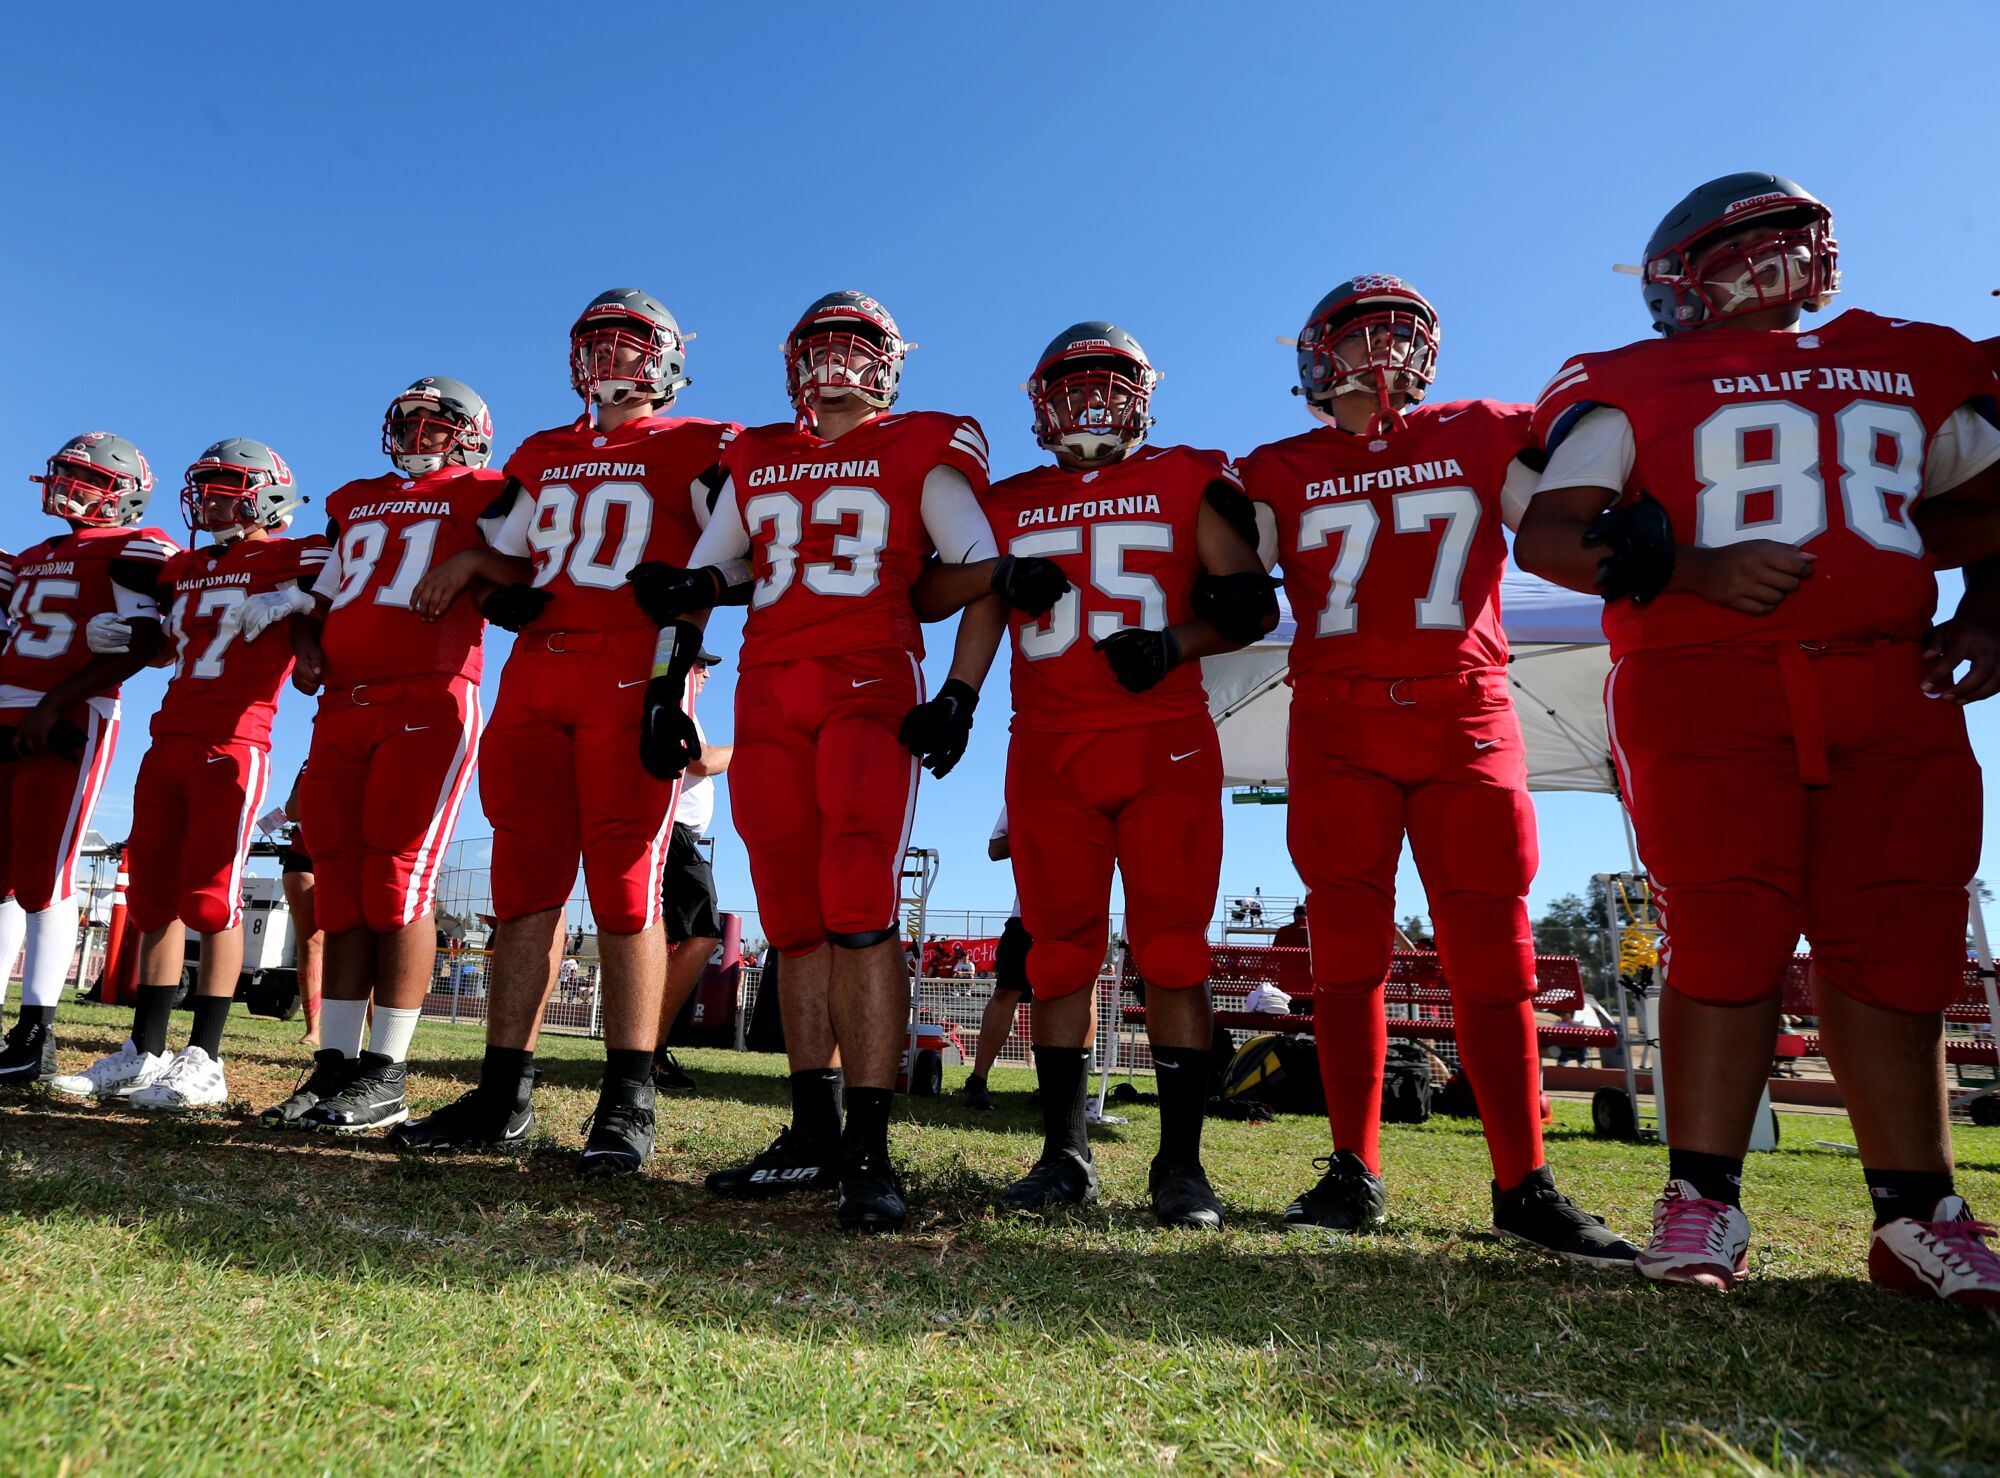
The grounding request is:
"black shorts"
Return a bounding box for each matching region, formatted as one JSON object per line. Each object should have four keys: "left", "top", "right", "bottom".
{"left": 662, "top": 822, "right": 723, "bottom": 944}
{"left": 995, "top": 915, "right": 1031, "bottom": 996}
{"left": 280, "top": 844, "right": 313, "bottom": 876}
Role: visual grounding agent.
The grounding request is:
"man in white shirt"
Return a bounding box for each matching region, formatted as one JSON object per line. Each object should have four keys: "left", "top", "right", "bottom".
{"left": 654, "top": 648, "right": 732, "bottom": 1091}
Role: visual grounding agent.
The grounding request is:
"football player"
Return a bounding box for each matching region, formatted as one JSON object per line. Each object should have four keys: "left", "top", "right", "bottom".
{"left": 957, "top": 322, "right": 1273, "bottom": 1227}
{"left": 388, "top": 289, "right": 740, "bottom": 1173}
{"left": 244, "top": 378, "right": 509, "bottom": 1132}
{"left": 1516, "top": 173, "right": 2000, "bottom": 1304}
{"left": 50, "top": 440, "right": 326, "bottom": 1109}
{"left": 0, "top": 434, "right": 176, "bottom": 1083}
{"left": 622, "top": 291, "right": 1064, "bottom": 1230}
{"left": 1238, "top": 278, "right": 1637, "bottom": 1265}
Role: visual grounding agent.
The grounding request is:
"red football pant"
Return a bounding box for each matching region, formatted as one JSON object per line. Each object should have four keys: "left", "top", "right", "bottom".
{"left": 1608, "top": 640, "right": 1980, "bottom": 1014}
{"left": 300, "top": 676, "right": 481, "bottom": 936}
{"left": 0, "top": 702, "right": 118, "bottom": 911}
{"left": 482, "top": 634, "right": 679, "bottom": 934}
{"left": 125, "top": 735, "right": 271, "bottom": 936}
{"left": 731, "top": 650, "right": 920, "bottom": 956}
{"left": 1005, "top": 715, "right": 1222, "bottom": 1000}
{"left": 1289, "top": 673, "right": 1542, "bottom": 1184}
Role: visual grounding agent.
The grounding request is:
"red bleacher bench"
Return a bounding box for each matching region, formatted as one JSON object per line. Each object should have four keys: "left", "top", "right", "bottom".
{"left": 1781, "top": 955, "right": 1994, "bottom": 1023}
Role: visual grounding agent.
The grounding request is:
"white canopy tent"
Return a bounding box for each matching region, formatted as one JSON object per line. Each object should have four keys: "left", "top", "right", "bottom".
{"left": 1200, "top": 568, "right": 1619, "bottom": 796}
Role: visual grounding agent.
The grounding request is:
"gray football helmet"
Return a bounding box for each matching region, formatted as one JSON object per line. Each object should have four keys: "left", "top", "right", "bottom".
{"left": 381, "top": 377, "right": 494, "bottom": 475}
{"left": 570, "top": 288, "right": 691, "bottom": 408}
{"left": 784, "top": 291, "right": 910, "bottom": 422}
{"left": 181, "top": 438, "right": 305, "bottom": 539}
{"left": 1641, "top": 173, "right": 1838, "bottom": 336}
{"left": 1027, "top": 322, "right": 1159, "bottom": 463}
{"left": 32, "top": 431, "right": 155, "bottom": 527}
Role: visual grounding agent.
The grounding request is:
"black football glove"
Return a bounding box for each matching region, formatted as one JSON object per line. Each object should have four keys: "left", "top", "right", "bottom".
{"left": 1095, "top": 627, "right": 1181, "bottom": 693}
{"left": 639, "top": 677, "right": 704, "bottom": 781}
{"left": 480, "top": 583, "right": 552, "bottom": 632}
{"left": 989, "top": 554, "right": 1070, "bottom": 616}
{"left": 1583, "top": 492, "right": 1676, "bottom": 606}
{"left": 45, "top": 719, "right": 87, "bottom": 763}
{"left": 898, "top": 678, "right": 979, "bottom": 779}
{"left": 627, "top": 562, "right": 722, "bottom": 626}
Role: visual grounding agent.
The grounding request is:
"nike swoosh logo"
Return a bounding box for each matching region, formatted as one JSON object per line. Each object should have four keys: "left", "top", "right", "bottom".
{"left": 206, "top": 755, "right": 231, "bottom": 764}
{"left": 1170, "top": 750, "right": 1200, "bottom": 762}
{"left": 852, "top": 678, "right": 882, "bottom": 688}
{"left": 403, "top": 725, "right": 429, "bottom": 733}
{"left": 1890, "top": 319, "right": 1914, "bottom": 328}
{"left": 617, "top": 678, "right": 646, "bottom": 689}
{"left": 1436, "top": 409, "right": 1469, "bottom": 422}
{"left": 1473, "top": 739, "right": 1500, "bottom": 750}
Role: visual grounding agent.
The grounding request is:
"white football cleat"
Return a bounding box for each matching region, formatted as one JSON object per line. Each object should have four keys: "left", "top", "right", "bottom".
{"left": 1635, "top": 1179, "right": 1752, "bottom": 1290}
{"left": 129, "top": 1045, "right": 229, "bottom": 1112}
{"left": 47, "top": 1039, "right": 173, "bottom": 1102}
{"left": 1869, "top": 1196, "right": 2000, "bottom": 1310}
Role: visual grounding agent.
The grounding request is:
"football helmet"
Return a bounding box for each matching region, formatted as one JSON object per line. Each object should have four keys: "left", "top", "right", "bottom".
{"left": 570, "top": 288, "right": 691, "bottom": 408}
{"left": 1293, "top": 276, "right": 1440, "bottom": 432}
{"left": 1641, "top": 173, "right": 1838, "bottom": 336}
{"left": 784, "top": 291, "right": 909, "bottom": 425}
{"left": 180, "top": 438, "right": 304, "bottom": 540}
{"left": 381, "top": 377, "right": 494, "bottom": 475}
{"left": 32, "top": 431, "right": 155, "bottom": 528}
{"left": 1028, "top": 322, "right": 1158, "bottom": 464}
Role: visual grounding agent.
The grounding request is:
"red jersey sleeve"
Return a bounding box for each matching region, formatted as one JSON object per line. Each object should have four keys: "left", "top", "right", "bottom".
{"left": 934, "top": 416, "right": 991, "bottom": 494}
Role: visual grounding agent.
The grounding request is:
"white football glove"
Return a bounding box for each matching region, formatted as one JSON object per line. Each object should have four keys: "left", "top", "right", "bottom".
{"left": 229, "top": 586, "right": 316, "bottom": 643}
{"left": 86, "top": 612, "right": 134, "bottom": 653}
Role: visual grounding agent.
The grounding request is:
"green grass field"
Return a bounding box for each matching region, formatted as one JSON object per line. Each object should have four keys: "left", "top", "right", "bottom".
{"left": 1, "top": 1005, "right": 1997, "bottom": 1475}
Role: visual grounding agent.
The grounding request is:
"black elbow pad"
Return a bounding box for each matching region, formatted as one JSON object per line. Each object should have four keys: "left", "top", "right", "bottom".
{"left": 1583, "top": 493, "right": 1676, "bottom": 606}
{"left": 1191, "top": 571, "right": 1279, "bottom": 643}
{"left": 1204, "top": 479, "right": 1262, "bottom": 552}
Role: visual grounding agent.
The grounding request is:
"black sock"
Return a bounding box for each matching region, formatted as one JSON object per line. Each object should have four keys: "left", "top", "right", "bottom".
{"left": 1864, "top": 1167, "right": 1956, "bottom": 1228}
{"left": 479, "top": 1046, "right": 535, "bottom": 1106}
{"left": 16, "top": 1004, "right": 55, "bottom": 1032}
{"left": 842, "top": 1086, "right": 892, "bottom": 1157}
{"left": 1032, "top": 1045, "right": 1091, "bottom": 1159}
{"left": 602, "top": 1048, "right": 654, "bottom": 1100}
{"left": 1668, "top": 1148, "right": 1744, "bottom": 1207}
{"left": 188, "top": 995, "right": 231, "bottom": 1059}
{"left": 790, "top": 1068, "right": 844, "bottom": 1145}
{"left": 1150, "top": 1045, "right": 1211, "bottom": 1168}
{"left": 131, "top": 984, "right": 177, "bottom": 1057}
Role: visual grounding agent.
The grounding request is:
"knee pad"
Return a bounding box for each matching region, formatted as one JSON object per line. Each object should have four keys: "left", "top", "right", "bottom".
{"left": 1307, "top": 930, "right": 1392, "bottom": 1000}
{"left": 1027, "top": 937, "right": 1100, "bottom": 1001}
{"left": 181, "top": 895, "right": 239, "bottom": 938}
{"left": 1433, "top": 897, "right": 1538, "bottom": 1007}
{"left": 1131, "top": 926, "right": 1209, "bottom": 992}
{"left": 1659, "top": 886, "right": 1796, "bottom": 1005}
{"left": 995, "top": 916, "right": 1031, "bottom": 994}
{"left": 361, "top": 895, "right": 414, "bottom": 935}
{"left": 1814, "top": 884, "right": 1970, "bottom": 1015}
{"left": 828, "top": 927, "right": 898, "bottom": 951}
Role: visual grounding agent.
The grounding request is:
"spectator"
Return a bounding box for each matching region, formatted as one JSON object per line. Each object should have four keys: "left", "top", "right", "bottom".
{"left": 1272, "top": 905, "right": 1309, "bottom": 950}
{"left": 653, "top": 647, "right": 731, "bottom": 1095}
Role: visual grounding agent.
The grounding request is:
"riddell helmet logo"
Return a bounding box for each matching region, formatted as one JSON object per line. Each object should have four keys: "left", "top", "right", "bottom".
{"left": 1723, "top": 191, "right": 1791, "bottom": 217}
{"left": 1067, "top": 339, "right": 1112, "bottom": 350}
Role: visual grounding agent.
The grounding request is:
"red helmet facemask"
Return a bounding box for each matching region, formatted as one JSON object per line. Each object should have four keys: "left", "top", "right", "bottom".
{"left": 1299, "top": 304, "right": 1440, "bottom": 436}
{"left": 1650, "top": 203, "right": 1838, "bottom": 328}
{"left": 785, "top": 313, "right": 906, "bottom": 429}
{"left": 32, "top": 453, "right": 128, "bottom": 527}
{"left": 180, "top": 469, "right": 266, "bottom": 538}
{"left": 1030, "top": 351, "right": 1157, "bottom": 463}
{"left": 382, "top": 399, "right": 484, "bottom": 475}
{"left": 569, "top": 313, "right": 678, "bottom": 407}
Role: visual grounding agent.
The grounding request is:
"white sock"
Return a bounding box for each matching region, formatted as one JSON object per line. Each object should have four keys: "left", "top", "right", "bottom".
{"left": 0, "top": 898, "right": 26, "bottom": 1013}
{"left": 368, "top": 1005, "right": 422, "bottom": 1063}
{"left": 21, "top": 897, "right": 80, "bottom": 1009}
{"left": 320, "top": 997, "right": 369, "bottom": 1058}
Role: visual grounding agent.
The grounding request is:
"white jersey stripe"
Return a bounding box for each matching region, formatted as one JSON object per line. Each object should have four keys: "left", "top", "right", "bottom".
{"left": 223, "top": 747, "right": 271, "bottom": 931}
{"left": 55, "top": 707, "right": 119, "bottom": 904}
{"left": 400, "top": 684, "right": 483, "bottom": 925}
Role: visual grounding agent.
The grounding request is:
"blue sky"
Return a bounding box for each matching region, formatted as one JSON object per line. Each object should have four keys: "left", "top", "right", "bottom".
{"left": 4, "top": 3, "right": 1998, "bottom": 943}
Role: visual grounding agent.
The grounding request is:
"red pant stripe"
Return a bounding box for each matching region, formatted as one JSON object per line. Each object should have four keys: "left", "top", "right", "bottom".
{"left": 401, "top": 687, "right": 483, "bottom": 925}
{"left": 222, "top": 747, "right": 271, "bottom": 931}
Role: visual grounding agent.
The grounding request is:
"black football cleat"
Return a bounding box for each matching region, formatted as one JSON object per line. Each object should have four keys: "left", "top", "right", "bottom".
{"left": 705, "top": 1125, "right": 840, "bottom": 1199}
{"left": 837, "top": 1145, "right": 908, "bottom": 1233}
{"left": 1150, "top": 1158, "right": 1225, "bottom": 1230}
{"left": 651, "top": 1048, "right": 697, "bottom": 1095}
{"left": 0, "top": 1019, "right": 56, "bottom": 1086}
{"left": 389, "top": 1086, "right": 535, "bottom": 1153}
{"left": 962, "top": 1074, "right": 993, "bottom": 1111}
{"left": 1492, "top": 1166, "right": 1641, "bottom": 1270}
{"left": 579, "top": 1085, "right": 656, "bottom": 1177}
{"left": 998, "top": 1149, "right": 1098, "bottom": 1213}
{"left": 299, "top": 1051, "right": 409, "bottom": 1133}
{"left": 1284, "top": 1151, "right": 1388, "bottom": 1232}
{"left": 260, "top": 1050, "right": 359, "bottom": 1128}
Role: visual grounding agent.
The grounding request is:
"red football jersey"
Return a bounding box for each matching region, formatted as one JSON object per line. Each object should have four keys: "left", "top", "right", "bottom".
{"left": 0, "top": 525, "right": 180, "bottom": 710}
{"left": 987, "top": 444, "right": 1225, "bottom": 734}
{"left": 495, "top": 414, "right": 742, "bottom": 634}
{"left": 1241, "top": 400, "right": 1532, "bottom": 682}
{"left": 318, "top": 466, "right": 509, "bottom": 687}
{"left": 154, "top": 535, "right": 332, "bottom": 746}
{"left": 1535, "top": 311, "right": 1999, "bottom": 658}
{"left": 718, "top": 411, "right": 990, "bottom": 666}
